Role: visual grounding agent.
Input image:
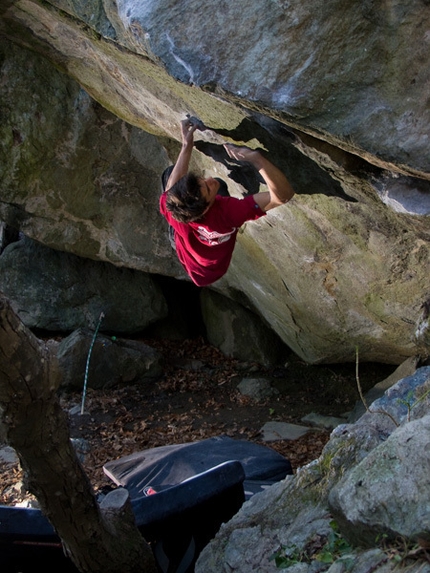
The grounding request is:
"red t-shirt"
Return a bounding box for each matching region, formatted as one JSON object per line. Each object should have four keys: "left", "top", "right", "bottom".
{"left": 159, "top": 193, "right": 266, "bottom": 286}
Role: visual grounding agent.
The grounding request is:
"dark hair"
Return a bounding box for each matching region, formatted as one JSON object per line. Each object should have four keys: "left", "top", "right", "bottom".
{"left": 165, "top": 173, "right": 209, "bottom": 223}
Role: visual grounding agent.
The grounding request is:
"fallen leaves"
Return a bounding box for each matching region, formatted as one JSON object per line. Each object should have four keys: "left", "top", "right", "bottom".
{"left": 2, "top": 336, "right": 375, "bottom": 506}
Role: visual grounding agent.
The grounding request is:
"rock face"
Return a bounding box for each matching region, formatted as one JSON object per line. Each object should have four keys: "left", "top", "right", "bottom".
{"left": 195, "top": 367, "right": 430, "bottom": 573}
{"left": 0, "top": 236, "right": 168, "bottom": 333}
{"left": 200, "top": 289, "right": 287, "bottom": 365}
{"left": 1, "top": 1, "right": 430, "bottom": 364}
{"left": 0, "top": 39, "right": 179, "bottom": 277}
{"left": 56, "top": 328, "right": 163, "bottom": 390}
{"left": 329, "top": 414, "right": 430, "bottom": 545}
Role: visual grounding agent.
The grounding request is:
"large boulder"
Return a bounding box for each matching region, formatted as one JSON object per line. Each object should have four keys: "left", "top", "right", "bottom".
{"left": 200, "top": 289, "right": 287, "bottom": 365}
{"left": 3, "top": 0, "right": 429, "bottom": 179}
{"left": 1, "top": 2, "right": 430, "bottom": 364}
{"left": 0, "top": 38, "right": 183, "bottom": 277}
{"left": 195, "top": 366, "right": 430, "bottom": 573}
{"left": 0, "top": 236, "right": 168, "bottom": 333}
{"left": 56, "top": 328, "right": 163, "bottom": 390}
{"left": 328, "top": 413, "right": 430, "bottom": 546}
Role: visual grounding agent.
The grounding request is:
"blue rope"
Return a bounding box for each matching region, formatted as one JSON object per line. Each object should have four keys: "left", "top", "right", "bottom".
{"left": 80, "top": 312, "right": 105, "bottom": 415}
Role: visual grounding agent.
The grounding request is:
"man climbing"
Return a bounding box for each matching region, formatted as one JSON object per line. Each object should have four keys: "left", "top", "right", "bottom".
{"left": 159, "top": 118, "right": 295, "bottom": 287}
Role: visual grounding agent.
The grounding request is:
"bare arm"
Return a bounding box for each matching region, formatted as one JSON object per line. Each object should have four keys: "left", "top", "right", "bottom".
{"left": 224, "top": 144, "right": 295, "bottom": 211}
{"left": 165, "top": 118, "right": 198, "bottom": 191}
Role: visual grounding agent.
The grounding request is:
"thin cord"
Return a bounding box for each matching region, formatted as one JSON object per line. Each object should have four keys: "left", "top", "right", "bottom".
{"left": 80, "top": 312, "right": 105, "bottom": 415}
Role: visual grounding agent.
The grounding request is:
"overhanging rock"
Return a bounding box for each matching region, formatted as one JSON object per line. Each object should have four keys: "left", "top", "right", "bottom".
{"left": 1, "top": 1, "right": 430, "bottom": 364}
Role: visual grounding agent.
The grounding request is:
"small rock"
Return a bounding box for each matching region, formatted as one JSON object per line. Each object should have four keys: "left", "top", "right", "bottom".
{"left": 261, "top": 421, "right": 311, "bottom": 442}
{"left": 68, "top": 404, "right": 83, "bottom": 416}
{"left": 70, "top": 437, "right": 91, "bottom": 462}
{"left": 0, "top": 445, "right": 19, "bottom": 465}
{"left": 15, "top": 499, "right": 40, "bottom": 509}
{"left": 171, "top": 358, "right": 205, "bottom": 371}
{"left": 237, "top": 378, "right": 279, "bottom": 401}
{"left": 301, "top": 412, "right": 345, "bottom": 430}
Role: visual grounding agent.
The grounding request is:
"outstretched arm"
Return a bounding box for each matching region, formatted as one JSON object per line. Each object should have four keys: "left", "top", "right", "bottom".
{"left": 224, "top": 144, "right": 295, "bottom": 211}
{"left": 165, "top": 118, "right": 198, "bottom": 191}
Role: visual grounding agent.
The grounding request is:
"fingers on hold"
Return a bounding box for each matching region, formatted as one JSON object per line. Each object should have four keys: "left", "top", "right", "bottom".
{"left": 182, "top": 118, "right": 195, "bottom": 131}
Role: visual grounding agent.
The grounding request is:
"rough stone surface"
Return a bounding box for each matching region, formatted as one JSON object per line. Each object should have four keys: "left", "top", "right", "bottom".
{"left": 1, "top": 2, "right": 430, "bottom": 365}
{"left": 0, "top": 236, "right": 168, "bottom": 333}
{"left": 260, "top": 421, "right": 311, "bottom": 442}
{"left": 0, "top": 39, "right": 183, "bottom": 277}
{"left": 329, "top": 413, "right": 430, "bottom": 546}
{"left": 200, "top": 289, "right": 287, "bottom": 366}
{"left": 348, "top": 356, "right": 419, "bottom": 423}
{"left": 237, "top": 378, "right": 280, "bottom": 401}
{"left": 5, "top": 0, "right": 429, "bottom": 178}
{"left": 357, "top": 366, "right": 430, "bottom": 427}
{"left": 300, "top": 412, "right": 345, "bottom": 430}
{"left": 56, "top": 328, "right": 163, "bottom": 390}
{"left": 0, "top": 446, "right": 19, "bottom": 465}
{"left": 196, "top": 367, "right": 430, "bottom": 573}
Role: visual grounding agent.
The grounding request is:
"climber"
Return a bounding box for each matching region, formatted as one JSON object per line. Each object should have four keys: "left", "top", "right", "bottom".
{"left": 159, "top": 117, "right": 295, "bottom": 287}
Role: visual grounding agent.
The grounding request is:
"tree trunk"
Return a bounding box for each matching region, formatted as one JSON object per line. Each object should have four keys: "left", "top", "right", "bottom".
{"left": 0, "top": 293, "right": 157, "bottom": 573}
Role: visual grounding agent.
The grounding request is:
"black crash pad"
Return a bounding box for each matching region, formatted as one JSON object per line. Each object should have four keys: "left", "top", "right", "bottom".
{"left": 104, "top": 435, "right": 293, "bottom": 500}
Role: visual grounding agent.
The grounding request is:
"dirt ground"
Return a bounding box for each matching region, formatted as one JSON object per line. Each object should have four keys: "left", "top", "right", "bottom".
{"left": 0, "top": 337, "right": 395, "bottom": 505}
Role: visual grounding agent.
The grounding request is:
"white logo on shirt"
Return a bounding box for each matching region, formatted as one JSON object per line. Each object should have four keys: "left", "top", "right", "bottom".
{"left": 196, "top": 226, "right": 236, "bottom": 246}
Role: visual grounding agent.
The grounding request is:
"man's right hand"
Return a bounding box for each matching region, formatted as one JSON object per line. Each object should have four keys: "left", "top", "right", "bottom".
{"left": 165, "top": 119, "right": 198, "bottom": 191}
{"left": 181, "top": 118, "right": 198, "bottom": 147}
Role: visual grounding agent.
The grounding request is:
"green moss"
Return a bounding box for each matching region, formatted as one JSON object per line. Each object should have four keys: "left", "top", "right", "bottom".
{"left": 364, "top": 292, "right": 387, "bottom": 319}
